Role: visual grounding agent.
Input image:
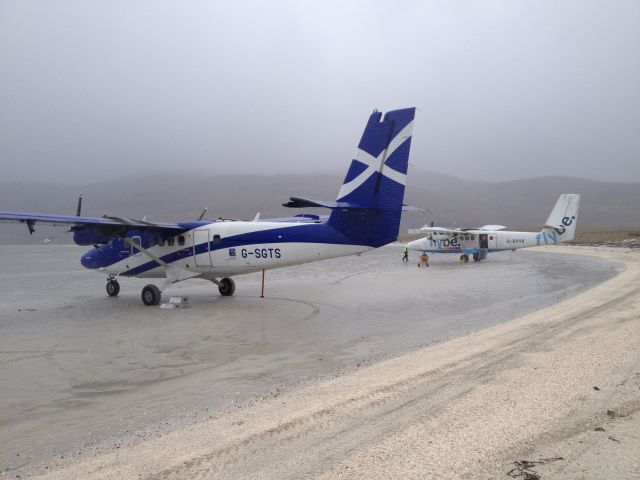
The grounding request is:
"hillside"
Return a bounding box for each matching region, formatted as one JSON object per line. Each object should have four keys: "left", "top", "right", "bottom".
{"left": 0, "top": 170, "right": 638, "bottom": 244}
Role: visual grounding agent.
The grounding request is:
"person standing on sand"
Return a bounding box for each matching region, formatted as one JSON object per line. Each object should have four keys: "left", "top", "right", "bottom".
{"left": 402, "top": 245, "right": 409, "bottom": 262}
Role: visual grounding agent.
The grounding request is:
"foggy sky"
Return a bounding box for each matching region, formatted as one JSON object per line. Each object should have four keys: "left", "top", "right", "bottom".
{"left": 1, "top": 0, "right": 639, "bottom": 184}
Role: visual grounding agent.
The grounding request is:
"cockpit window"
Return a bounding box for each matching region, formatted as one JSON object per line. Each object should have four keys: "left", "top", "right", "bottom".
{"left": 178, "top": 235, "right": 185, "bottom": 246}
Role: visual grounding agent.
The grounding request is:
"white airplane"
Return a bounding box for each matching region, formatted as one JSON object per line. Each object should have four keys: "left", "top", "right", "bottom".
{"left": 0, "top": 108, "right": 416, "bottom": 305}
{"left": 406, "top": 194, "right": 580, "bottom": 263}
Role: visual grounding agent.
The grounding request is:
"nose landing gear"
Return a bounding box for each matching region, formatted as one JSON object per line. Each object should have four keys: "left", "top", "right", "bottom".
{"left": 106, "top": 276, "right": 120, "bottom": 297}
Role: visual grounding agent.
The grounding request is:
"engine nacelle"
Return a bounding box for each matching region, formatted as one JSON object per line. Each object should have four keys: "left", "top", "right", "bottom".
{"left": 73, "top": 228, "right": 111, "bottom": 246}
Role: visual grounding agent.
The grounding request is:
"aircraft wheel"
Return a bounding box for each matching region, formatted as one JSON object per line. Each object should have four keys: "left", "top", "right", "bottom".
{"left": 472, "top": 253, "right": 480, "bottom": 262}
{"left": 106, "top": 280, "right": 120, "bottom": 297}
{"left": 218, "top": 277, "right": 235, "bottom": 296}
{"left": 460, "top": 254, "right": 469, "bottom": 264}
{"left": 141, "top": 284, "right": 161, "bottom": 306}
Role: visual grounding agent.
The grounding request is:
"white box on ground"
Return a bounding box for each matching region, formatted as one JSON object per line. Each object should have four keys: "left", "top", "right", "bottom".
{"left": 160, "top": 296, "right": 190, "bottom": 309}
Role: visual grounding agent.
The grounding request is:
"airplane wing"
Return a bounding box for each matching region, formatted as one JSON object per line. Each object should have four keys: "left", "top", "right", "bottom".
{"left": 477, "top": 224, "right": 507, "bottom": 231}
{"left": 0, "top": 211, "right": 189, "bottom": 235}
{"left": 411, "top": 224, "right": 507, "bottom": 235}
{"left": 417, "top": 226, "right": 464, "bottom": 235}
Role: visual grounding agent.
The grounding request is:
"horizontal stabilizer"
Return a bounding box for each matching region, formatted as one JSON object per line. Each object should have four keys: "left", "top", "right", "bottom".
{"left": 282, "top": 196, "right": 372, "bottom": 210}
{"left": 283, "top": 196, "right": 422, "bottom": 213}
{"left": 401, "top": 204, "right": 425, "bottom": 213}
{"left": 263, "top": 213, "right": 328, "bottom": 223}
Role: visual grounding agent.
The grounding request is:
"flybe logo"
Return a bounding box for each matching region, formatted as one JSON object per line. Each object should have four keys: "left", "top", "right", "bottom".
{"left": 536, "top": 230, "right": 559, "bottom": 246}
{"left": 428, "top": 237, "right": 459, "bottom": 248}
{"left": 556, "top": 215, "right": 576, "bottom": 234}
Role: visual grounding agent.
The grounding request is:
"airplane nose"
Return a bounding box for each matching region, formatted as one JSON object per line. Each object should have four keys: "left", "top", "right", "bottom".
{"left": 406, "top": 239, "right": 421, "bottom": 251}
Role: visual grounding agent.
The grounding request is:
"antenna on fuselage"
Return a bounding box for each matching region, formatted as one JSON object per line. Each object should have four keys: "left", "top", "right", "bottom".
{"left": 76, "top": 193, "right": 83, "bottom": 216}
{"left": 197, "top": 206, "right": 208, "bottom": 221}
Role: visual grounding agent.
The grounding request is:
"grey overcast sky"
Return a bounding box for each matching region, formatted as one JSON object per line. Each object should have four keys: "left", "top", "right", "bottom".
{"left": 1, "top": 0, "right": 639, "bottom": 183}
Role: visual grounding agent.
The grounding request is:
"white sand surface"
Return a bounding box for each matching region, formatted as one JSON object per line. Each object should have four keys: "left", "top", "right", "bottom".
{"left": 29, "top": 246, "right": 640, "bottom": 479}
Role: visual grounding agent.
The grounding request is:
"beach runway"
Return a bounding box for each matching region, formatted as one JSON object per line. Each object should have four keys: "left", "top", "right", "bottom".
{"left": 0, "top": 245, "right": 633, "bottom": 478}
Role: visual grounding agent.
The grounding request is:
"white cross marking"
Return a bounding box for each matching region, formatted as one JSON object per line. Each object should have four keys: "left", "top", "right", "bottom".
{"left": 337, "top": 121, "right": 413, "bottom": 200}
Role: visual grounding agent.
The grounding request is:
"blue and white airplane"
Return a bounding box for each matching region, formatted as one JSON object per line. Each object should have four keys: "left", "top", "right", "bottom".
{"left": 406, "top": 194, "right": 581, "bottom": 263}
{"left": 0, "top": 108, "right": 416, "bottom": 305}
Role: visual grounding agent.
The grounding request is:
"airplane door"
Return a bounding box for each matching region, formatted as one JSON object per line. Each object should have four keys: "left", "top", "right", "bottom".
{"left": 194, "top": 229, "right": 212, "bottom": 267}
{"left": 479, "top": 234, "right": 489, "bottom": 249}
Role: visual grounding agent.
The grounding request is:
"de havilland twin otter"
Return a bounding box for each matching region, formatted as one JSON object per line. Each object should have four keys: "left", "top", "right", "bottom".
{"left": 0, "top": 108, "right": 417, "bottom": 305}
{"left": 407, "top": 194, "right": 581, "bottom": 263}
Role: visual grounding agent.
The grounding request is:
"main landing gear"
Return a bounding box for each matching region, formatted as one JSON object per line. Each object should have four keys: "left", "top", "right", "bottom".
{"left": 140, "top": 278, "right": 236, "bottom": 306}
{"left": 213, "top": 277, "right": 236, "bottom": 297}
{"left": 106, "top": 275, "right": 237, "bottom": 305}
{"left": 459, "top": 254, "right": 469, "bottom": 264}
{"left": 142, "top": 284, "right": 162, "bottom": 306}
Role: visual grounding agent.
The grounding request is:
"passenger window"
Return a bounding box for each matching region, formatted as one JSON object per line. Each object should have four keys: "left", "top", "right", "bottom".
{"left": 178, "top": 235, "right": 185, "bottom": 246}
{"left": 213, "top": 234, "right": 221, "bottom": 244}
{"left": 490, "top": 236, "right": 494, "bottom": 240}
{"left": 167, "top": 237, "right": 175, "bottom": 247}
{"left": 158, "top": 238, "right": 165, "bottom": 247}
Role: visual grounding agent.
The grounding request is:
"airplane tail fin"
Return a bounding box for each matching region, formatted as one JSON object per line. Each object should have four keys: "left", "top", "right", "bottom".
{"left": 542, "top": 194, "right": 581, "bottom": 242}
{"left": 327, "top": 108, "right": 416, "bottom": 247}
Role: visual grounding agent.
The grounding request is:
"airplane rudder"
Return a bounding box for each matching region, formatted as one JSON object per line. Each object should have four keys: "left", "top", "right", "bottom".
{"left": 336, "top": 107, "right": 416, "bottom": 205}
{"left": 545, "top": 194, "right": 580, "bottom": 241}
{"left": 330, "top": 108, "right": 416, "bottom": 247}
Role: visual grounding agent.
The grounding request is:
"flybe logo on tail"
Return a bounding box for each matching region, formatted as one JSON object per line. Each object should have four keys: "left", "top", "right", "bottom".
{"left": 536, "top": 230, "right": 559, "bottom": 246}
{"left": 337, "top": 121, "right": 413, "bottom": 200}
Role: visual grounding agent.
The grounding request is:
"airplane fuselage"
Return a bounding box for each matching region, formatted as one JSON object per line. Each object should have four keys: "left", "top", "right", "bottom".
{"left": 408, "top": 229, "right": 561, "bottom": 255}
{"left": 81, "top": 220, "right": 371, "bottom": 279}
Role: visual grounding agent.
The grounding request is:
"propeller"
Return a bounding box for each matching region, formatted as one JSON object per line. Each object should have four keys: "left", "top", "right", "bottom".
{"left": 76, "top": 193, "right": 83, "bottom": 216}
{"left": 197, "top": 206, "right": 208, "bottom": 221}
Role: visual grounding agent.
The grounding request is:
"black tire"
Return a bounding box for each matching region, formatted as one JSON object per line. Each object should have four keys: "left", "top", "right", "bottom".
{"left": 472, "top": 253, "right": 480, "bottom": 262}
{"left": 141, "top": 284, "right": 161, "bottom": 306}
{"left": 106, "top": 280, "right": 120, "bottom": 297}
{"left": 218, "top": 277, "right": 235, "bottom": 296}
{"left": 460, "top": 254, "right": 469, "bottom": 264}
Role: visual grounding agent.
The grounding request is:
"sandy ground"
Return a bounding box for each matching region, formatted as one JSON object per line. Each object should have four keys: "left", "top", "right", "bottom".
{"left": 2, "top": 245, "right": 613, "bottom": 476}
{"left": 18, "top": 245, "right": 639, "bottom": 479}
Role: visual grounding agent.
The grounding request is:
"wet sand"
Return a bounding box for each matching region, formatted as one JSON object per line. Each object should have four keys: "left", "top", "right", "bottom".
{"left": 0, "top": 245, "right": 628, "bottom": 478}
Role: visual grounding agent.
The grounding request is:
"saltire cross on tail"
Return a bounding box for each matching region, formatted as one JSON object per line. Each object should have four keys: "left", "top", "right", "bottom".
{"left": 406, "top": 193, "right": 581, "bottom": 263}
{"left": 0, "top": 108, "right": 416, "bottom": 305}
